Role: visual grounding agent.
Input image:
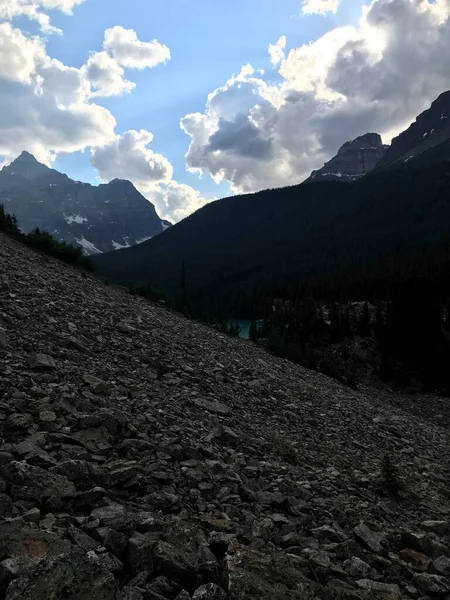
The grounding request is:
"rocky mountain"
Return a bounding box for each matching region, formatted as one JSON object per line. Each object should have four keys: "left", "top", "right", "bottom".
{"left": 378, "top": 91, "right": 450, "bottom": 168}
{"left": 305, "top": 133, "right": 388, "bottom": 183}
{"left": 2, "top": 232, "right": 450, "bottom": 599}
{"left": 0, "top": 152, "right": 170, "bottom": 254}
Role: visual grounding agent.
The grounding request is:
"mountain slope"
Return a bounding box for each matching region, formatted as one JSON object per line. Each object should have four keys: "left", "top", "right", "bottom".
{"left": 94, "top": 140, "right": 450, "bottom": 312}
{"left": 306, "top": 133, "right": 388, "bottom": 183}
{"left": 378, "top": 91, "right": 450, "bottom": 167}
{"left": 1, "top": 232, "right": 450, "bottom": 598}
{"left": 0, "top": 152, "right": 170, "bottom": 254}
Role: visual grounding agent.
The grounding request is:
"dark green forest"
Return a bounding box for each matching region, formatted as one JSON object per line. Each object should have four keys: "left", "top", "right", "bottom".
{"left": 94, "top": 140, "right": 450, "bottom": 317}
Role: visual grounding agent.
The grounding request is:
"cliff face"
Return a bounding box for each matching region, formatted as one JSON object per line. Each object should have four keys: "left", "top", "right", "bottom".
{"left": 378, "top": 91, "right": 450, "bottom": 167}
{"left": 0, "top": 152, "right": 170, "bottom": 254}
{"left": 1, "top": 232, "right": 450, "bottom": 598}
{"left": 306, "top": 133, "right": 388, "bottom": 183}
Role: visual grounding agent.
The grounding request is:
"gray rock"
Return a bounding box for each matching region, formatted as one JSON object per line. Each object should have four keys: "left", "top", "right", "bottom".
{"left": 91, "top": 503, "right": 135, "bottom": 532}
{"left": 174, "top": 592, "right": 192, "bottom": 600}
{"left": 311, "top": 525, "right": 346, "bottom": 544}
{"left": 355, "top": 579, "right": 401, "bottom": 597}
{"left": 72, "top": 427, "right": 112, "bottom": 454}
{"left": 343, "top": 556, "right": 371, "bottom": 578}
{"left": 127, "top": 532, "right": 153, "bottom": 576}
{"left": 97, "top": 551, "right": 124, "bottom": 574}
{"left": 120, "top": 588, "right": 144, "bottom": 600}
{"left": 23, "top": 508, "right": 40, "bottom": 523}
{"left": 83, "top": 374, "right": 111, "bottom": 394}
{"left": 29, "top": 353, "right": 56, "bottom": 370}
{"left": 52, "top": 459, "right": 95, "bottom": 488}
{"left": 432, "top": 556, "right": 450, "bottom": 577}
{"left": 5, "top": 461, "right": 75, "bottom": 502}
{"left": 193, "top": 398, "right": 230, "bottom": 415}
{"left": 5, "top": 548, "right": 117, "bottom": 599}
{"left": 0, "top": 327, "right": 7, "bottom": 348}
{"left": 152, "top": 541, "right": 198, "bottom": 590}
{"left": 414, "top": 573, "right": 450, "bottom": 594}
{"left": 422, "top": 521, "right": 450, "bottom": 536}
{"left": 401, "top": 530, "right": 446, "bottom": 558}
{"left": 68, "top": 525, "right": 99, "bottom": 551}
{"left": 99, "top": 527, "right": 129, "bottom": 558}
{"left": 192, "top": 583, "right": 227, "bottom": 599}
{"left": 354, "top": 522, "right": 383, "bottom": 553}
{"left": 0, "top": 520, "right": 72, "bottom": 570}
{"left": 6, "top": 413, "right": 33, "bottom": 429}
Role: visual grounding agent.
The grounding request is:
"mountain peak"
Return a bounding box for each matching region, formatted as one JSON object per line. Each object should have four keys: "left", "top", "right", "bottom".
{"left": 3, "top": 151, "right": 51, "bottom": 181}
{"left": 17, "top": 150, "right": 38, "bottom": 161}
{"left": 338, "top": 133, "right": 384, "bottom": 155}
{"left": 378, "top": 89, "right": 450, "bottom": 167}
{"left": 306, "top": 132, "right": 388, "bottom": 183}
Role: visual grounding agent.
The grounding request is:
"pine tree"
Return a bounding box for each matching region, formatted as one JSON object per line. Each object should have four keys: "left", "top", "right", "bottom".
{"left": 249, "top": 320, "right": 258, "bottom": 342}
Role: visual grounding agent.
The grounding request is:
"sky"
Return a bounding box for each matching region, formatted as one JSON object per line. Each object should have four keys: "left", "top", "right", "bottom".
{"left": 0, "top": 0, "right": 450, "bottom": 223}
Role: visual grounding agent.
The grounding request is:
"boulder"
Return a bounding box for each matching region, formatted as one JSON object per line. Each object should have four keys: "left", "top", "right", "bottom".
{"left": 5, "top": 548, "right": 117, "bottom": 599}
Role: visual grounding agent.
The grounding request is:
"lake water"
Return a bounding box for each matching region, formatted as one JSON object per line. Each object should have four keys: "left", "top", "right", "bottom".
{"left": 233, "top": 320, "right": 251, "bottom": 340}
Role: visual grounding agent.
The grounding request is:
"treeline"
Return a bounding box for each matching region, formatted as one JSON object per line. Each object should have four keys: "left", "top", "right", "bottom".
{"left": 242, "top": 240, "right": 450, "bottom": 392}
{"left": 0, "top": 204, "right": 94, "bottom": 271}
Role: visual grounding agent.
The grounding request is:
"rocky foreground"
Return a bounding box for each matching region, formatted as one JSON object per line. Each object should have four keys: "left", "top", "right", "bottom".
{"left": 1, "top": 234, "right": 450, "bottom": 600}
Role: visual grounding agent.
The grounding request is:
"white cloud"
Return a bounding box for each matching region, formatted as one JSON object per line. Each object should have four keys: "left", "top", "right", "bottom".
{"left": 91, "top": 129, "right": 173, "bottom": 185}
{"left": 0, "top": 22, "right": 46, "bottom": 84}
{"left": 103, "top": 26, "right": 171, "bottom": 70}
{"left": 301, "top": 0, "right": 341, "bottom": 15}
{"left": 181, "top": 0, "right": 450, "bottom": 194}
{"left": 84, "top": 51, "right": 135, "bottom": 97}
{"left": 0, "top": 0, "right": 85, "bottom": 33}
{"left": 268, "top": 35, "right": 286, "bottom": 66}
{"left": 90, "top": 129, "right": 208, "bottom": 222}
{"left": 151, "top": 181, "right": 208, "bottom": 222}
{"left": 0, "top": 22, "right": 117, "bottom": 164}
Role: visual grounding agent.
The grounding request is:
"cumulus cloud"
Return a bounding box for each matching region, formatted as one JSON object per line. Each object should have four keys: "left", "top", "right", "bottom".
{"left": 103, "top": 26, "right": 171, "bottom": 69}
{"left": 84, "top": 51, "right": 135, "bottom": 97}
{"left": 90, "top": 130, "right": 208, "bottom": 222}
{"left": 151, "top": 181, "right": 208, "bottom": 222}
{"left": 268, "top": 35, "right": 286, "bottom": 66}
{"left": 91, "top": 129, "right": 173, "bottom": 185}
{"left": 0, "top": 21, "right": 117, "bottom": 164}
{"left": 0, "top": 0, "right": 85, "bottom": 33}
{"left": 181, "top": 0, "right": 450, "bottom": 194}
{"left": 301, "top": 0, "right": 341, "bottom": 15}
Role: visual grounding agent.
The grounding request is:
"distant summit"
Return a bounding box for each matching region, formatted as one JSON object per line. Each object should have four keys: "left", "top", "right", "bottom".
{"left": 306, "top": 133, "right": 388, "bottom": 183}
{"left": 378, "top": 90, "right": 450, "bottom": 167}
{"left": 2, "top": 151, "right": 64, "bottom": 182}
{"left": 0, "top": 152, "right": 171, "bottom": 254}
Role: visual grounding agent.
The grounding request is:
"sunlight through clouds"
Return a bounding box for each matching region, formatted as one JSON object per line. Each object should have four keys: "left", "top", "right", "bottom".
{"left": 301, "top": 0, "right": 341, "bottom": 15}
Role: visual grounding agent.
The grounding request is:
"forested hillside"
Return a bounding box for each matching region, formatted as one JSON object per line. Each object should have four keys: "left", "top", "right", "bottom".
{"left": 95, "top": 140, "right": 450, "bottom": 315}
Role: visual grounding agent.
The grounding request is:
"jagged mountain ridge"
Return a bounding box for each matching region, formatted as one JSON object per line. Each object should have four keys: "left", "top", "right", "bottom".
{"left": 378, "top": 91, "right": 450, "bottom": 167}
{"left": 0, "top": 152, "right": 170, "bottom": 254}
{"left": 1, "top": 232, "right": 450, "bottom": 598}
{"left": 94, "top": 90, "right": 450, "bottom": 312}
{"left": 306, "top": 133, "right": 389, "bottom": 183}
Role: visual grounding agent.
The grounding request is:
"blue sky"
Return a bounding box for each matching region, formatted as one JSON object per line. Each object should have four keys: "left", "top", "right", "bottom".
{"left": 50, "top": 0, "right": 366, "bottom": 194}
{"left": 0, "top": 0, "right": 449, "bottom": 221}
